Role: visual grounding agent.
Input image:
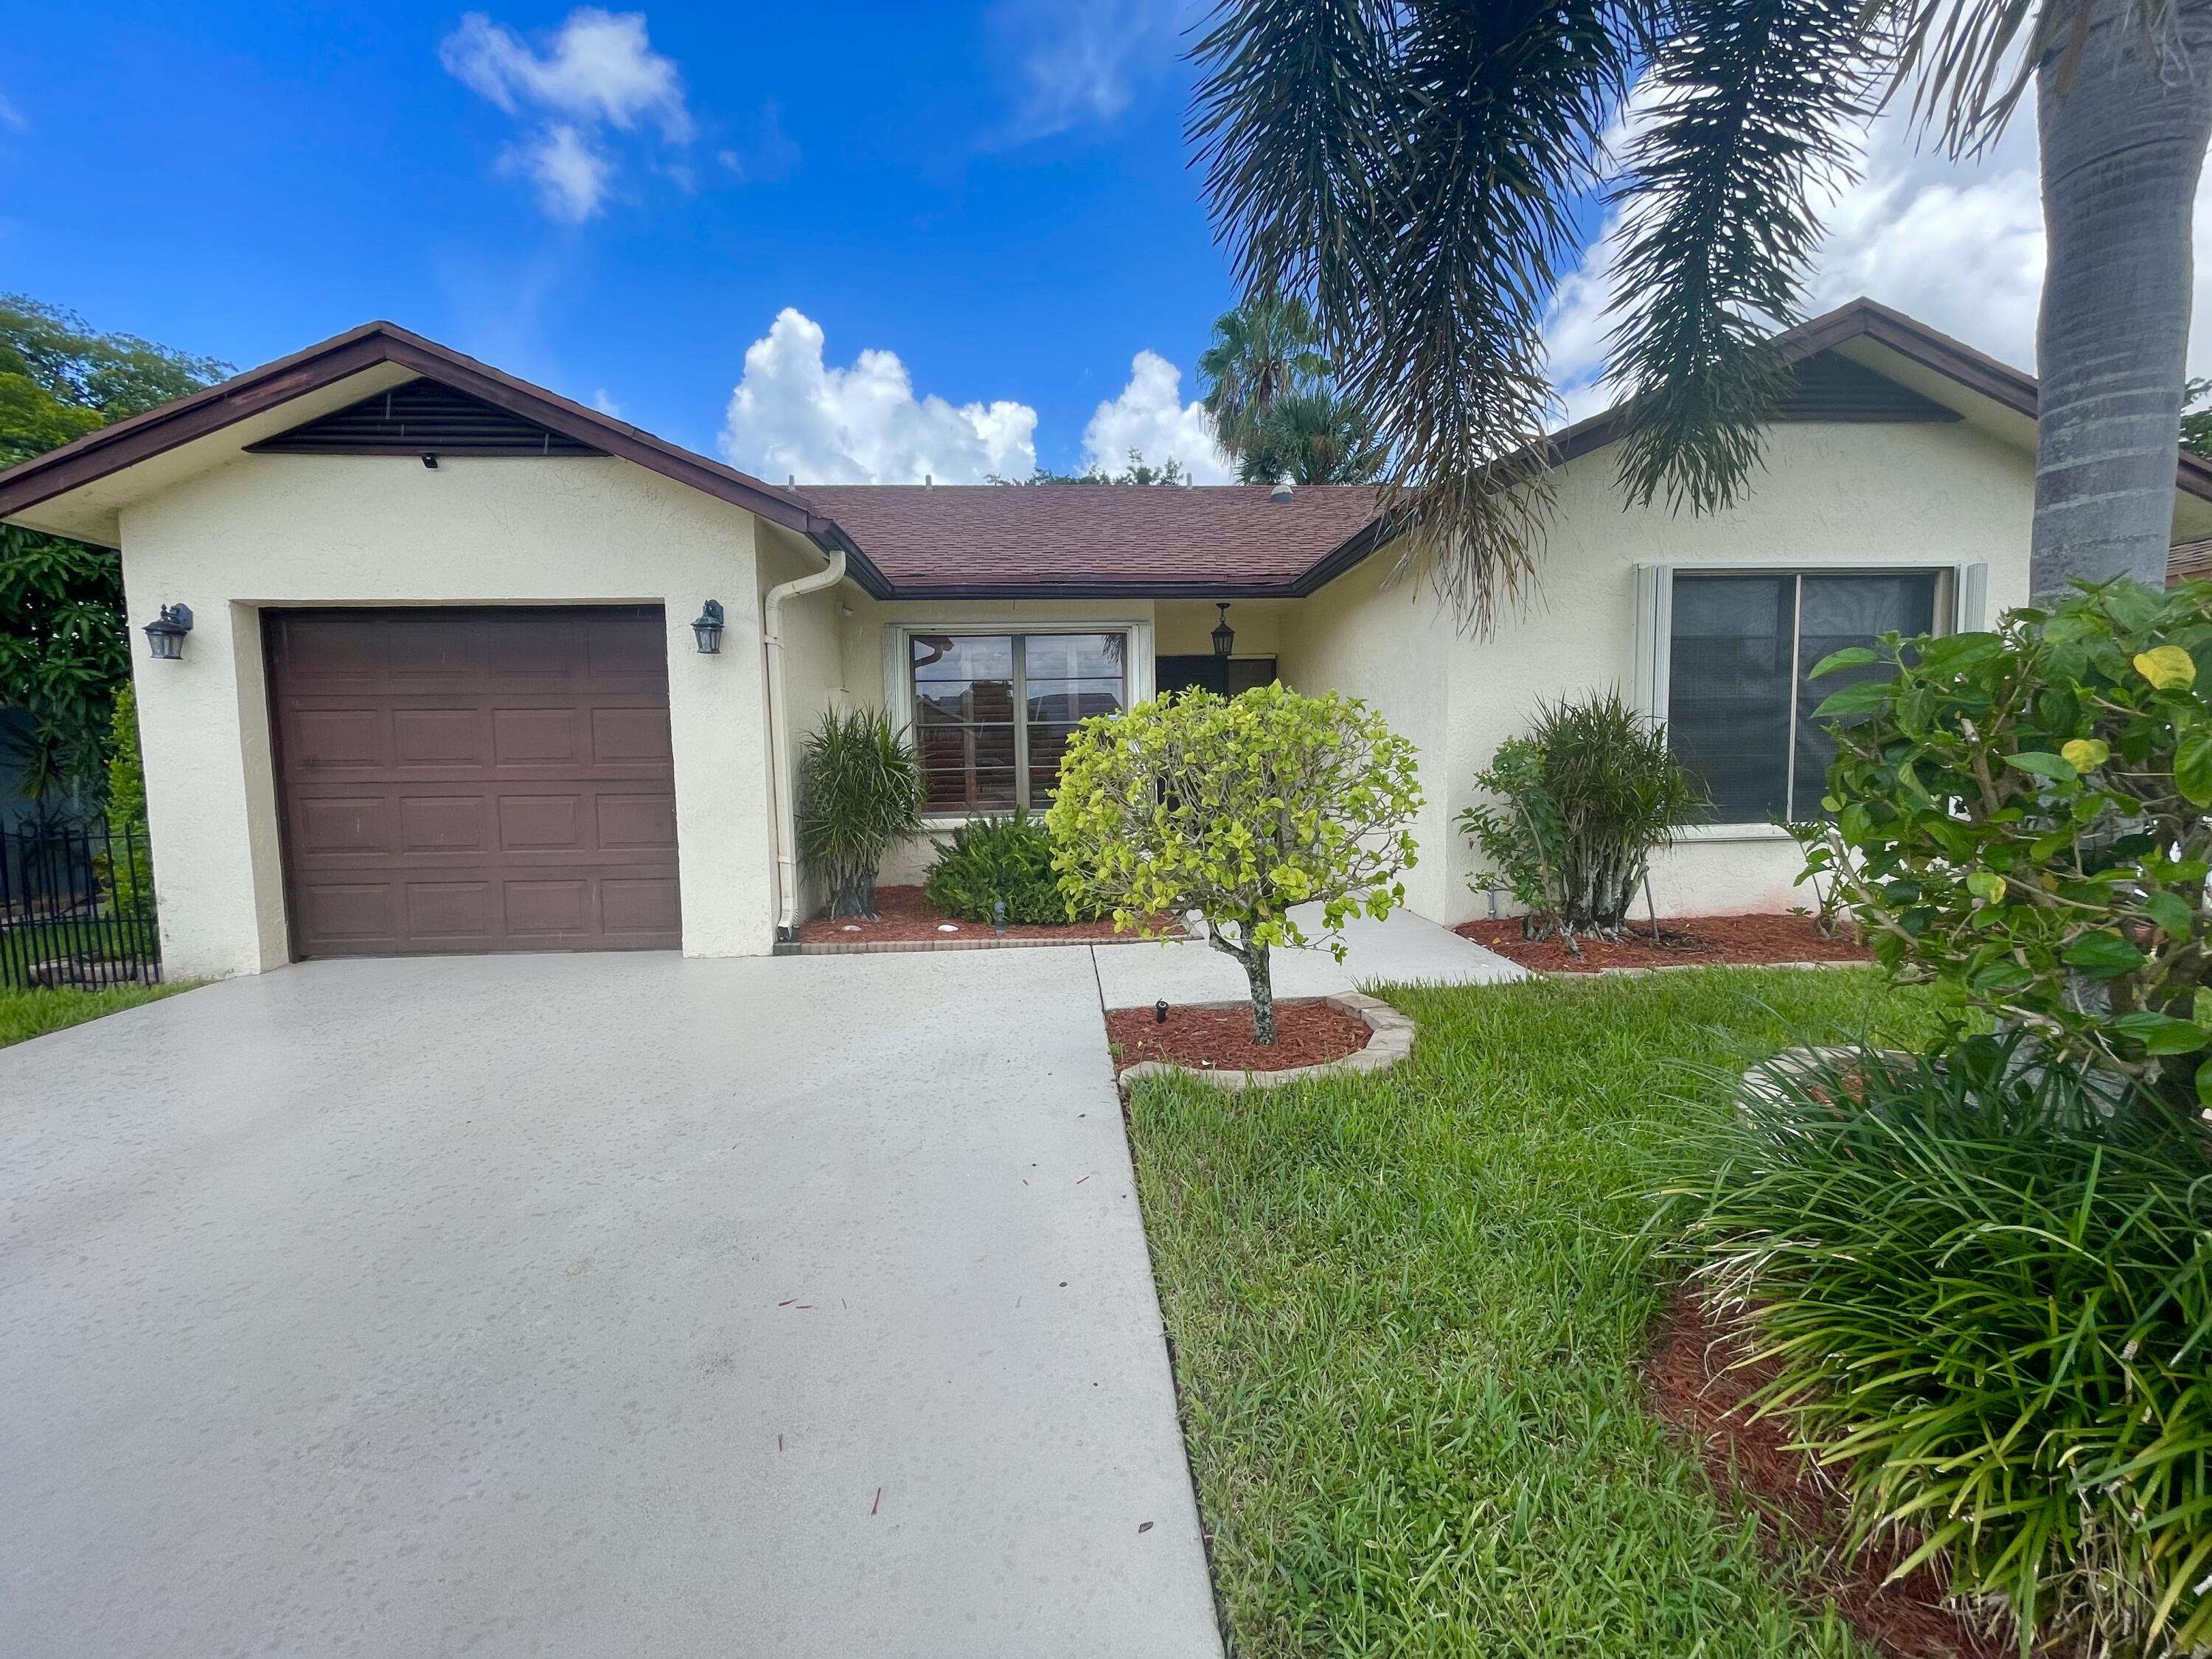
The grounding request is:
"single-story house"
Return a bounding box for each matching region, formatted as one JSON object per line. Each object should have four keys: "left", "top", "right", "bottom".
{"left": 4, "top": 297, "right": 2208, "bottom": 980}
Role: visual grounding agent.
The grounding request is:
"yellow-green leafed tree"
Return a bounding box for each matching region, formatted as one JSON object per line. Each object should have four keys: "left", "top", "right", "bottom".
{"left": 1047, "top": 685, "right": 1422, "bottom": 1044}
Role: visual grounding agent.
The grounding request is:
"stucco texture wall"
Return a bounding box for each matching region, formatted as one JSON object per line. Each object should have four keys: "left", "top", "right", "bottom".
{"left": 1293, "top": 419, "right": 2037, "bottom": 927}
{"left": 118, "top": 452, "right": 776, "bottom": 978}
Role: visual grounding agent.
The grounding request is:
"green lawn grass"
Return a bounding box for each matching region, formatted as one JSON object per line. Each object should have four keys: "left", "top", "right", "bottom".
{"left": 0, "top": 981, "right": 195, "bottom": 1049}
{"left": 1127, "top": 967, "right": 1952, "bottom": 1658}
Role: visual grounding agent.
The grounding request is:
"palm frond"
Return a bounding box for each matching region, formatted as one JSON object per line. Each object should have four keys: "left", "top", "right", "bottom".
{"left": 1194, "top": 0, "right": 1639, "bottom": 631}
{"left": 1604, "top": 0, "right": 1879, "bottom": 512}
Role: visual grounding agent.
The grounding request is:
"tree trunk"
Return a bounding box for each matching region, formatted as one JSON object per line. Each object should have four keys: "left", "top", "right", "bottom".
{"left": 1206, "top": 921, "right": 1278, "bottom": 1044}
{"left": 2031, "top": 0, "right": 2212, "bottom": 600}
{"left": 1242, "top": 941, "right": 1277, "bottom": 1046}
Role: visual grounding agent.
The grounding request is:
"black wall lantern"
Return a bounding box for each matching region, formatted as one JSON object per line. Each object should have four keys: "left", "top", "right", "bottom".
{"left": 143, "top": 603, "right": 193, "bottom": 661}
{"left": 1211, "top": 602, "right": 1235, "bottom": 660}
{"left": 692, "top": 599, "right": 726, "bottom": 655}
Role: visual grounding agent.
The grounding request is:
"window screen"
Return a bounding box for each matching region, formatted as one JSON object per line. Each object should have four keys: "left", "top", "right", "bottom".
{"left": 1667, "top": 571, "right": 1938, "bottom": 823}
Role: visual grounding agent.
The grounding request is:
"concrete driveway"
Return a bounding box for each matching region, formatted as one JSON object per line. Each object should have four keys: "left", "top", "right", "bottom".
{"left": 1, "top": 950, "right": 1221, "bottom": 1658}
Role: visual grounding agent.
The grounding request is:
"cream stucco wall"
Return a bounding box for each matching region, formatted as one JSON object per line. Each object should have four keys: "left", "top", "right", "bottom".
{"left": 1290, "top": 419, "right": 2038, "bottom": 926}
{"left": 118, "top": 452, "right": 778, "bottom": 978}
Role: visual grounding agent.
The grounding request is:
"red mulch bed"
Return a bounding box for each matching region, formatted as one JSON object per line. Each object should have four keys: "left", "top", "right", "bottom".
{"left": 1459, "top": 911, "right": 1871, "bottom": 973}
{"left": 1645, "top": 1293, "right": 2061, "bottom": 1659}
{"left": 797, "top": 884, "right": 1180, "bottom": 946}
{"left": 1104, "top": 998, "right": 1371, "bottom": 1075}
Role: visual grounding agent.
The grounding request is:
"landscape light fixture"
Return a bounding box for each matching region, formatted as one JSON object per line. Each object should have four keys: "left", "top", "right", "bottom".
{"left": 692, "top": 600, "right": 726, "bottom": 655}
{"left": 1211, "top": 603, "right": 1234, "bottom": 660}
{"left": 143, "top": 604, "right": 193, "bottom": 661}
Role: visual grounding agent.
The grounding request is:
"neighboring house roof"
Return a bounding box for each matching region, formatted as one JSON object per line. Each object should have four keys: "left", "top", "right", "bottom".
{"left": 801, "top": 483, "right": 1384, "bottom": 597}
{"left": 2170, "top": 536, "right": 2212, "bottom": 585}
{"left": 6, "top": 298, "right": 2209, "bottom": 600}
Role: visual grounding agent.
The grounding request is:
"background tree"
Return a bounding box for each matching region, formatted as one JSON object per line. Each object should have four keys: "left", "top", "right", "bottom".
{"left": 1048, "top": 684, "right": 1422, "bottom": 1043}
{"left": 2183, "top": 377, "right": 2212, "bottom": 458}
{"left": 0, "top": 296, "right": 228, "bottom": 802}
{"left": 990, "top": 451, "right": 1190, "bottom": 485}
{"left": 1192, "top": 0, "right": 2212, "bottom": 623}
{"left": 1197, "top": 297, "right": 1385, "bottom": 485}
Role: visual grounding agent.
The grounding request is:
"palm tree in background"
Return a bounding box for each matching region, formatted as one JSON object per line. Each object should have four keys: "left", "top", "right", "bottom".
{"left": 1197, "top": 296, "right": 1386, "bottom": 484}
{"left": 1191, "top": 0, "right": 2212, "bottom": 625}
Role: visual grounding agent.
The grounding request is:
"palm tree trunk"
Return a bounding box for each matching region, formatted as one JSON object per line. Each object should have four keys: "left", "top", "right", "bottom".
{"left": 2031, "top": 0, "right": 2212, "bottom": 599}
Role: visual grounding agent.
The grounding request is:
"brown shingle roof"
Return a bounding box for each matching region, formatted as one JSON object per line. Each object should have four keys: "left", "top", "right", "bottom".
{"left": 801, "top": 483, "right": 1387, "bottom": 596}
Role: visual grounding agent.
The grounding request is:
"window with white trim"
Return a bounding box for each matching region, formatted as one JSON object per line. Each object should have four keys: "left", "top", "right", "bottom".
{"left": 1658, "top": 569, "right": 1950, "bottom": 823}
{"left": 909, "top": 631, "right": 1127, "bottom": 814}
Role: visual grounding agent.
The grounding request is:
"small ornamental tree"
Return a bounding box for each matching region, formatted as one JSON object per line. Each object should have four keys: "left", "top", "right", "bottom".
{"left": 1047, "top": 684, "right": 1422, "bottom": 1044}
{"left": 1803, "top": 577, "right": 2212, "bottom": 1118}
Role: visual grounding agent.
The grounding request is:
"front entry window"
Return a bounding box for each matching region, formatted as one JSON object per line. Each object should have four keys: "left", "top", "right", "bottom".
{"left": 911, "top": 632, "right": 1125, "bottom": 814}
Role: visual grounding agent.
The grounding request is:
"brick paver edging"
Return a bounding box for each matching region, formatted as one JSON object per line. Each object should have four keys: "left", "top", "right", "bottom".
{"left": 1116, "top": 992, "right": 1414, "bottom": 1092}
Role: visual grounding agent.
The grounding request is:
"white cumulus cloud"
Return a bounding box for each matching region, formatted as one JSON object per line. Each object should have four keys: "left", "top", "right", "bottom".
{"left": 719, "top": 308, "right": 1040, "bottom": 484}
{"left": 1081, "top": 351, "right": 1235, "bottom": 481}
{"left": 1541, "top": 97, "right": 2212, "bottom": 428}
{"left": 442, "top": 7, "right": 692, "bottom": 221}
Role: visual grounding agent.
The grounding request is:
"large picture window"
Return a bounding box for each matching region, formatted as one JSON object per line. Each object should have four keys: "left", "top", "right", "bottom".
{"left": 1667, "top": 571, "right": 1939, "bottom": 823}
{"left": 911, "top": 631, "right": 1126, "bottom": 814}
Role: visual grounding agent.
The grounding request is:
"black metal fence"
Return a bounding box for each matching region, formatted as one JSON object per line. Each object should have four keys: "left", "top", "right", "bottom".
{"left": 0, "top": 818, "right": 161, "bottom": 990}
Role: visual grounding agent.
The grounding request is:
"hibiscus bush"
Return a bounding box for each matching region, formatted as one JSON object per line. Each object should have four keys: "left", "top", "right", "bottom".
{"left": 1801, "top": 577, "right": 2212, "bottom": 1116}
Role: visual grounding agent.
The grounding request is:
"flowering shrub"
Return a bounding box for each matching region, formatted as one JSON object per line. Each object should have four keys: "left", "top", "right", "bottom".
{"left": 1804, "top": 577, "right": 2212, "bottom": 1113}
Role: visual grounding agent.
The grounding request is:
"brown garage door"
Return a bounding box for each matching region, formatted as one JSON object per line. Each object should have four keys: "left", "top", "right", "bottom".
{"left": 267, "top": 608, "right": 682, "bottom": 957}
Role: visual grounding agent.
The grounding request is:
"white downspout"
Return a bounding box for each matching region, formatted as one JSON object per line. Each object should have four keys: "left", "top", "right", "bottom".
{"left": 764, "top": 543, "right": 847, "bottom": 939}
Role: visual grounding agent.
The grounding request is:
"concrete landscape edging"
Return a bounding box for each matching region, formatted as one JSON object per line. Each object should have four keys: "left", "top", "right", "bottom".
{"left": 1116, "top": 992, "right": 1415, "bottom": 1092}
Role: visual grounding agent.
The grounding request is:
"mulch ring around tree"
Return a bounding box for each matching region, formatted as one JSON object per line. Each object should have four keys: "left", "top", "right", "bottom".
{"left": 1104, "top": 998, "right": 1373, "bottom": 1075}
{"left": 796, "top": 885, "right": 1183, "bottom": 947}
{"left": 1644, "top": 1293, "right": 2059, "bottom": 1659}
{"left": 1458, "top": 912, "right": 1871, "bottom": 973}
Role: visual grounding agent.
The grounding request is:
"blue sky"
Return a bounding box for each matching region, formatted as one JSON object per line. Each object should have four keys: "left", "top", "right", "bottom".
{"left": 2, "top": 1, "right": 1251, "bottom": 476}
{"left": 3, "top": 4, "right": 2132, "bottom": 481}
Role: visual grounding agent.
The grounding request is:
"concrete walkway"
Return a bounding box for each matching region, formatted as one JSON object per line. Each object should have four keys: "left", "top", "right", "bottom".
{"left": 1091, "top": 902, "right": 1524, "bottom": 1009}
{"left": 1, "top": 951, "right": 1221, "bottom": 1658}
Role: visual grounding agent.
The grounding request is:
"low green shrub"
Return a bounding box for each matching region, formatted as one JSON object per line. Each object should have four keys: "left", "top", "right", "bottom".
{"left": 1658, "top": 1037, "right": 2212, "bottom": 1652}
{"left": 923, "top": 812, "right": 1093, "bottom": 925}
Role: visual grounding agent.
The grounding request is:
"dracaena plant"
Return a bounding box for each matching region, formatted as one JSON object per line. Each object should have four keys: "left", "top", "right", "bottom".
{"left": 1800, "top": 577, "right": 2212, "bottom": 1116}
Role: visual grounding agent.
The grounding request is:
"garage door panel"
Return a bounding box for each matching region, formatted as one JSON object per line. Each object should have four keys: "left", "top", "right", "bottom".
{"left": 602, "top": 877, "right": 682, "bottom": 938}
{"left": 492, "top": 706, "right": 582, "bottom": 765}
{"left": 595, "top": 793, "right": 675, "bottom": 850}
{"left": 270, "top": 608, "right": 680, "bottom": 958}
{"left": 405, "top": 882, "right": 495, "bottom": 942}
{"left": 295, "top": 796, "right": 392, "bottom": 855}
{"left": 397, "top": 796, "right": 490, "bottom": 853}
{"left": 299, "top": 883, "right": 398, "bottom": 946}
{"left": 591, "top": 706, "right": 673, "bottom": 765}
{"left": 391, "top": 708, "right": 484, "bottom": 767}
{"left": 498, "top": 795, "right": 585, "bottom": 852}
{"left": 504, "top": 879, "right": 590, "bottom": 938}
{"left": 586, "top": 614, "right": 669, "bottom": 678}
{"left": 291, "top": 708, "right": 386, "bottom": 770}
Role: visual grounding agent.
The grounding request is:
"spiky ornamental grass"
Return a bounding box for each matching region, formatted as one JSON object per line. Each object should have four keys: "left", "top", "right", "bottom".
{"left": 1657, "top": 1037, "right": 2212, "bottom": 1652}
{"left": 1460, "top": 691, "right": 1705, "bottom": 943}
{"left": 794, "top": 707, "right": 922, "bottom": 921}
